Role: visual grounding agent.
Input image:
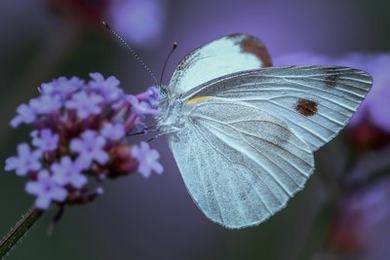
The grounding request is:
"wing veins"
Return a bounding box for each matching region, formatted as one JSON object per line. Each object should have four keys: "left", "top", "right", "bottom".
{"left": 192, "top": 123, "right": 276, "bottom": 215}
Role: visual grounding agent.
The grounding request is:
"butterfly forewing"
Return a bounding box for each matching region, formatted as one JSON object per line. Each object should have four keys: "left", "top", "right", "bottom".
{"left": 169, "top": 34, "right": 272, "bottom": 95}
{"left": 183, "top": 65, "right": 372, "bottom": 151}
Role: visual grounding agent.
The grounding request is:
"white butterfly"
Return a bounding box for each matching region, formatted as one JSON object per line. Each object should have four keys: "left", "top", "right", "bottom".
{"left": 156, "top": 34, "right": 372, "bottom": 229}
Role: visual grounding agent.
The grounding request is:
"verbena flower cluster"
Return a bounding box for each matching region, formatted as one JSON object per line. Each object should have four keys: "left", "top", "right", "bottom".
{"left": 5, "top": 73, "right": 163, "bottom": 209}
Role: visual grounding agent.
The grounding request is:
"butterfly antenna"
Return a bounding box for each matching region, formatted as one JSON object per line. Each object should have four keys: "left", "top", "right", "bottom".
{"left": 159, "top": 41, "right": 178, "bottom": 86}
{"left": 102, "top": 21, "right": 159, "bottom": 86}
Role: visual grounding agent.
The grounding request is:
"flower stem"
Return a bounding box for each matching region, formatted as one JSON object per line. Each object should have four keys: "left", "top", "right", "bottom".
{"left": 0, "top": 207, "right": 43, "bottom": 259}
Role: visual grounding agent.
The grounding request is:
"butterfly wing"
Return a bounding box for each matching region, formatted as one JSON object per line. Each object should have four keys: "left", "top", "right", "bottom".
{"left": 169, "top": 34, "right": 272, "bottom": 95}
{"left": 183, "top": 65, "right": 372, "bottom": 151}
{"left": 169, "top": 100, "right": 314, "bottom": 228}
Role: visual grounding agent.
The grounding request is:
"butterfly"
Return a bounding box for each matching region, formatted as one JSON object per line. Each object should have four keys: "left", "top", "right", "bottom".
{"left": 156, "top": 34, "right": 372, "bottom": 229}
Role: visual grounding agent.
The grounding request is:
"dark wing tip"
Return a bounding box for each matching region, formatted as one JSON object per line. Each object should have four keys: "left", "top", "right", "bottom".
{"left": 225, "top": 33, "right": 273, "bottom": 67}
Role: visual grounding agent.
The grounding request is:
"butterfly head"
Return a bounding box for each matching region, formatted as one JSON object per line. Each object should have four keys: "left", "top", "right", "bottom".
{"left": 154, "top": 91, "right": 185, "bottom": 135}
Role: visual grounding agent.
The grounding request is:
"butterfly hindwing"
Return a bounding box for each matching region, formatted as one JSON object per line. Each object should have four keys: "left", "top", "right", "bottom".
{"left": 169, "top": 34, "right": 272, "bottom": 95}
{"left": 169, "top": 100, "right": 314, "bottom": 228}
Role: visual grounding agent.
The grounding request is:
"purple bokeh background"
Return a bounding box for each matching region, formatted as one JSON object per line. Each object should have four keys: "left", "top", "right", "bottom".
{"left": 0, "top": 0, "right": 389, "bottom": 259}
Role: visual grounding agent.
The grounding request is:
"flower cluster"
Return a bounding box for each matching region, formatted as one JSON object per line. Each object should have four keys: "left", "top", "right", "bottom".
{"left": 5, "top": 73, "right": 163, "bottom": 209}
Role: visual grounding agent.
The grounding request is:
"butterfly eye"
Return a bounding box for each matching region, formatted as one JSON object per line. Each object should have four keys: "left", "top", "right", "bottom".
{"left": 160, "top": 87, "right": 168, "bottom": 98}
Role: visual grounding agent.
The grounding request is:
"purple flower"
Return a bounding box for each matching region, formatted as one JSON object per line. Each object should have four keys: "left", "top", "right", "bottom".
{"left": 25, "top": 170, "right": 68, "bottom": 209}
{"left": 39, "top": 76, "right": 84, "bottom": 97}
{"left": 31, "top": 129, "right": 59, "bottom": 152}
{"left": 328, "top": 179, "right": 390, "bottom": 252}
{"left": 89, "top": 73, "right": 123, "bottom": 102}
{"left": 51, "top": 156, "right": 87, "bottom": 188}
{"left": 131, "top": 141, "right": 163, "bottom": 178}
{"left": 6, "top": 72, "right": 162, "bottom": 210}
{"left": 136, "top": 86, "right": 160, "bottom": 108}
{"left": 29, "top": 95, "right": 62, "bottom": 115}
{"left": 127, "top": 95, "right": 158, "bottom": 115}
{"left": 5, "top": 143, "right": 42, "bottom": 176}
{"left": 70, "top": 130, "right": 109, "bottom": 168}
{"left": 108, "top": 0, "right": 165, "bottom": 46}
{"left": 65, "top": 91, "right": 103, "bottom": 119}
{"left": 10, "top": 104, "right": 36, "bottom": 128}
{"left": 101, "top": 122, "right": 125, "bottom": 141}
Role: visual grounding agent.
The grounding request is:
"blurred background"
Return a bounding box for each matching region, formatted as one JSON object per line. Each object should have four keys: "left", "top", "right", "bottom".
{"left": 0, "top": 0, "right": 390, "bottom": 259}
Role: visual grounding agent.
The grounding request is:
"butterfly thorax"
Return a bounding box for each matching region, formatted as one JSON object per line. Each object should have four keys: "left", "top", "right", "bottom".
{"left": 155, "top": 96, "right": 186, "bottom": 135}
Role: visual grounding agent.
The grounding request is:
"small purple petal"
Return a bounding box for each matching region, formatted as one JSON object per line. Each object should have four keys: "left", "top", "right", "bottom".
{"left": 5, "top": 143, "right": 42, "bottom": 176}
{"left": 25, "top": 170, "right": 68, "bottom": 210}
{"left": 11, "top": 104, "right": 36, "bottom": 128}
{"left": 31, "top": 129, "right": 59, "bottom": 152}
{"left": 131, "top": 141, "right": 163, "bottom": 178}
{"left": 52, "top": 156, "right": 87, "bottom": 188}
{"left": 29, "top": 95, "right": 62, "bottom": 115}
{"left": 5, "top": 157, "right": 18, "bottom": 172}
{"left": 70, "top": 130, "right": 109, "bottom": 168}
{"left": 101, "top": 122, "right": 125, "bottom": 141}
{"left": 127, "top": 95, "right": 158, "bottom": 115}
{"left": 136, "top": 86, "right": 160, "bottom": 108}
{"left": 39, "top": 76, "right": 84, "bottom": 97}
{"left": 66, "top": 91, "right": 104, "bottom": 119}
{"left": 89, "top": 73, "right": 123, "bottom": 102}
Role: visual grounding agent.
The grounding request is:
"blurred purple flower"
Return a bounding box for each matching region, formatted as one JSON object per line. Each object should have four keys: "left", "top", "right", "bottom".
{"left": 6, "top": 73, "right": 163, "bottom": 210}
{"left": 127, "top": 95, "right": 158, "bottom": 116}
{"left": 29, "top": 95, "right": 62, "bottom": 115}
{"left": 10, "top": 104, "right": 36, "bottom": 128}
{"left": 31, "top": 129, "right": 59, "bottom": 152}
{"left": 101, "top": 122, "right": 125, "bottom": 141}
{"left": 327, "top": 179, "right": 390, "bottom": 253}
{"left": 66, "top": 91, "right": 104, "bottom": 119}
{"left": 108, "top": 0, "right": 165, "bottom": 46}
{"left": 89, "top": 72, "right": 123, "bottom": 102}
{"left": 131, "top": 141, "right": 163, "bottom": 178}
{"left": 52, "top": 156, "right": 87, "bottom": 188}
{"left": 25, "top": 170, "right": 68, "bottom": 209}
{"left": 51, "top": 0, "right": 167, "bottom": 47}
{"left": 136, "top": 85, "right": 160, "bottom": 108}
{"left": 39, "top": 76, "right": 84, "bottom": 97}
{"left": 5, "top": 143, "right": 41, "bottom": 176}
{"left": 70, "top": 130, "right": 109, "bottom": 168}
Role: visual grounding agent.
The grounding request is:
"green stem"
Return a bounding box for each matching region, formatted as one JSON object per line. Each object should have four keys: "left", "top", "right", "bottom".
{"left": 0, "top": 207, "right": 43, "bottom": 259}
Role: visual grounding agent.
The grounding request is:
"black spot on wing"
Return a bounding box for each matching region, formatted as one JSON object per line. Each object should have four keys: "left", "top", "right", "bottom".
{"left": 324, "top": 68, "right": 341, "bottom": 88}
{"left": 295, "top": 99, "right": 318, "bottom": 117}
